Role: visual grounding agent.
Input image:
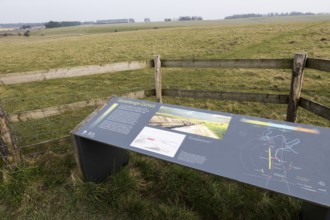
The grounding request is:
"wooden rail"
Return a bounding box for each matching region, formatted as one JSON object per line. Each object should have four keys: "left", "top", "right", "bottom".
{"left": 162, "top": 89, "right": 289, "bottom": 104}
{"left": 0, "top": 61, "right": 151, "bottom": 85}
{"left": 8, "top": 90, "right": 155, "bottom": 123}
{"left": 299, "top": 98, "right": 330, "bottom": 120}
{"left": 154, "top": 54, "right": 330, "bottom": 123}
{"left": 160, "top": 59, "right": 293, "bottom": 69}
{"left": 306, "top": 58, "right": 330, "bottom": 72}
{"left": 1, "top": 58, "right": 328, "bottom": 85}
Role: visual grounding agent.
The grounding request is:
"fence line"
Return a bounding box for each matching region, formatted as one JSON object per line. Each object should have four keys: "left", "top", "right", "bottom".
{"left": 1, "top": 54, "right": 330, "bottom": 166}
{"left": 158, "top": 58, "right": 330, "bottom": 71}
{"left": 3, "top": 56, "right": 330, "bottom": 124}
{"left": 13, "top": 91, "right": 330, "bottom": 158}
{"left": 20, "top": 136, "right": 70, "bottom": 156}
{"left": 162, "top": 89, "right": 329, "bottom": 120}
{"left": 1, "top": 58, "right": 329, "bottom": 86}
{"left": 154, "top": 55, "right": 330, "bottom": 123}
{"left": 7, "top": 88, "right": 330, "bottom": 124}
{"left": 305, "top": 58, "right": 330, "bottom": 72}
{"left": 162, "top": 89, "right": 289, "bottom": 104}
{"left": 160, "top": 59, "right": 293, "bottom": 69}
{"left": 0, "top": 61, "right": 151, "bottom": 85}
{"left": 8, "top": 99, "right": 105, "bottom": 123}
{"left": 8, "top": 90, "right": 154, "bottom": 123}
{"left": 299, "top": 98, "right": 330, "bottom": 120}
{"left": 7, "top": 89, "right": 288, "bottom": 124}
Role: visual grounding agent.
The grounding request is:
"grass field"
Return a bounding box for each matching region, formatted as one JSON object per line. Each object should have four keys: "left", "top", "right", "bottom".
{"left": 0, "top": 16, "right": 330, "bottom": 219}
{"left": 1, "top": 15, "right": 330, "bottom": 74}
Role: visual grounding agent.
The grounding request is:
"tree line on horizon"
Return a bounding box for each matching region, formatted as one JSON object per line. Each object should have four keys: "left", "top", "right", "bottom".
{"left": 225, "top": 11, "right": 328, "bottom": 19}
{"left": 45, "top": 21, "right": 82, "bottom": 28}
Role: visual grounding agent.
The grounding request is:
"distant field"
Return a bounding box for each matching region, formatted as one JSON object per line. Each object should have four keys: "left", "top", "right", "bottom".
{"left": 0, "top": 15, "right": 329, "bottom": 74}
{"left": 0, "top": 28, "right": 14, "bottom": 31}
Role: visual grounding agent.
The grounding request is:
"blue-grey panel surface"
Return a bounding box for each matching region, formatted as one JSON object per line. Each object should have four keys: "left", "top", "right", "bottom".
{"left": 72, "top": 97, "right": 330, "bottom": 207}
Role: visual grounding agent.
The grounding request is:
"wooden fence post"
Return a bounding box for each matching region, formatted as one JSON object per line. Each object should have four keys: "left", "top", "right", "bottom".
{"left": 0, "top": 104, "right": 22, "bottom": 167}
{"left": 286, "top": 53, "right": 308, "bottom": 122}
{"left": 154, "top": 55, "right": 162, "bottom": 103}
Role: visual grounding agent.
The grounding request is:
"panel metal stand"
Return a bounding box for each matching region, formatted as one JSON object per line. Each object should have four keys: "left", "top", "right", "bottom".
{"left": 72, "top": 136, "right": 129, "bottom": 182}
{"left": 300, "top": 202, "right": 330, "bottom": 220}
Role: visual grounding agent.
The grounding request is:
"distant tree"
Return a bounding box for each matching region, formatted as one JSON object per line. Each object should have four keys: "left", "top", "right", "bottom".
{"left": 45, "top": 21, "right": 58, "bottom": 28}
{"left": 192, "top": 16, "right": 203, "bottom": 20}
{"left": 164, "top": 18, "right": 172, "bottom": 22}
{"left": 45, "top": 21, "right": 81, "bottom": 28}
{"left": 20, "top": 25, "right": 31, "bottom": 29}
{"left": 225, "top": 11, "right": 316, "bottom": 20}
{"left": 290, "top": 11, "right": 304, "bottom": 16}
{"left": 23, "top": 30, "right": 30, "bottom": 37}
{"left": 144, "top": 18, "right": 151, "bottom": 22}
{"left": 225, "top": 13, "right": 263, "bottom": 19}
{"left": 179, "top": 16, "right": 192, "bottom": 21}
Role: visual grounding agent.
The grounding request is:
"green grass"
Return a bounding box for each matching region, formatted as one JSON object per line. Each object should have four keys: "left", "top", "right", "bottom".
{"left": 0, "top": 16, "right": 329, "bottom": 219}
{"left": 0, "top": 16, "right": 329, "bottom": 73}
{"left": 0, "top": 69, "right": 154, "bottom": 113}
{"left": 1, "top": 68, "right": 329, "bottom": 115}
{"left": 204, "top": 122, "right": 228, "bottom": 139}
{"left": 0, "top": 149, "right": 302, "bottom": 219}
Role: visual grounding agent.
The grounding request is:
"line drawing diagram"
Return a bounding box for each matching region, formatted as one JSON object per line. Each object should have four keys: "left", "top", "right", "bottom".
{"left": 240, "top": 127, "right": 327, "bottom": 196}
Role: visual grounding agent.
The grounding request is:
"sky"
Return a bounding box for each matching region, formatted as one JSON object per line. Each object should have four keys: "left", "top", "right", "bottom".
{"left": 1, "top": 0, "right": 330, "bottom": 23}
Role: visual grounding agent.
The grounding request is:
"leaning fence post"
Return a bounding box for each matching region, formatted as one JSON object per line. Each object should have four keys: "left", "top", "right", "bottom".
{"left": 286, "top": 53, "right": 308, "bottom": 122}
{"left": 0, "top": 104, "right": 22, "bottom": 168}
{"left": 154, "top": 55, "right": 162, "bottom": 103}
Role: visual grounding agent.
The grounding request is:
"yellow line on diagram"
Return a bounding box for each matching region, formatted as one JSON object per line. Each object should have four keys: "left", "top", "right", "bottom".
{"left": 269, "top": 147, "right": 272, "bottom": 170}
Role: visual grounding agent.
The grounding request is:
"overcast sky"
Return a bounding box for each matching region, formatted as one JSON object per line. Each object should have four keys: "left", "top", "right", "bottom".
{"left": 1, "top": 0, "right": 329, "bottom": 23}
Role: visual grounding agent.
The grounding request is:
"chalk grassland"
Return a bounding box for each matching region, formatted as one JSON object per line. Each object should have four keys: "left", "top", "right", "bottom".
{"left": 1, "top": 16, "right": 330, "bottom": 74}
{"left": 0, "top": 16, "right": 329, "bottom": 118}
{"left": 0, "top": 16, "right": 329, "bottom": 219}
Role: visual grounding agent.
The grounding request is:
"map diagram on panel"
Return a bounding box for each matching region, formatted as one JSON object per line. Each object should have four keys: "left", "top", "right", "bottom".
{"left": 239, "top": 118, "right": 327, "bottom": 197}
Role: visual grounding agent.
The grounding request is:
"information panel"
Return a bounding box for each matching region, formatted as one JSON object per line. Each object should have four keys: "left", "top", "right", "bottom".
{"left": 72, "top": 97, "right": 330, "bottom": 207}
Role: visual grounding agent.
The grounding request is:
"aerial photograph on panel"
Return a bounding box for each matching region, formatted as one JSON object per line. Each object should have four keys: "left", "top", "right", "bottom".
{"left": 149, "top": 106, "right": 232, "bottom": 139}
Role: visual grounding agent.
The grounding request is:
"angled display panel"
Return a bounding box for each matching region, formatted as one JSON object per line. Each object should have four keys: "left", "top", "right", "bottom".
{"left": 71, "top": 97, "right": 330, "bottom": 208}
